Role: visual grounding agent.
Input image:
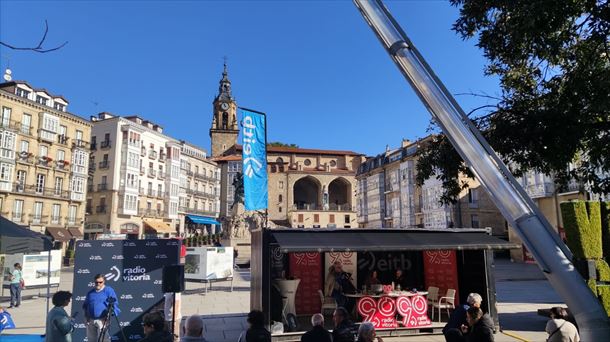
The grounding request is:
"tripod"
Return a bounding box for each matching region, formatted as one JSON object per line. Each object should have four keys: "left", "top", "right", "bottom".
{"left": 97, "top": 298, "right": 128, "bottom": 342}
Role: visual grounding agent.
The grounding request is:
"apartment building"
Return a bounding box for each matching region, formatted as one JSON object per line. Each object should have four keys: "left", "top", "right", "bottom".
{"left": 179, "top": 141, "right": 221, "bottom": 234}
{"left": 0, "top": 79, "right": 90, "bottom": 244}
{"left": 86, "top": 113, "right": 181, "bottom": 238}
{"left": 356, "top": 138, "right": 507, "bottom": 236}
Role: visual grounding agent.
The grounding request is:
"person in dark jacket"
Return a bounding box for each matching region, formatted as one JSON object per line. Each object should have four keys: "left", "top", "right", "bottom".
{"left": 45, "top": 291, "right": 74, "bottom": 342}
{"left": 332, "top": 307, "right": 356, "bottom": 342}
{"left": 238, "top": 310, "right": 271, "bottom": 342}
{"left": 301, "top": 313, "right": 332, "bottom": 342}
{"left": 460, "top": 307, "right": 494, "bottom": 342}
{"left": 137, "top": 311, "right": 173, "bottom": 342}
{"left": 443, "top": 293, "right": 483, "bottom": 340}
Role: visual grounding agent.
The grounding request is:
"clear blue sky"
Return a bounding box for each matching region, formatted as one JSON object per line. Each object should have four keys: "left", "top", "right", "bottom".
{"left": 0, "top": 0, "right": 499, "bottom": 157}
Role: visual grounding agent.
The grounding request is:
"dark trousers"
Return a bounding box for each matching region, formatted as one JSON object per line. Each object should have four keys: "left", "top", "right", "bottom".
{"left": 332, "top": 291, "right": 355, "bottom": 316}
{"left": 445, "top": 328, "right": 465, "bottom": 342}
{"left": 10, "top": 283, "right": 21, "bottom": 306}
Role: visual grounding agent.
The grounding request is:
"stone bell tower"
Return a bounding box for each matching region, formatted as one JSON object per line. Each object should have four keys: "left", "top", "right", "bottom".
{"left": 210, "top": 63, "right": 238, "bottom": 157}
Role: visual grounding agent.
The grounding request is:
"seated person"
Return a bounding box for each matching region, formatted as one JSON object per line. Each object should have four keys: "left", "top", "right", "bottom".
{"left": 325, "top": 261, "right": 356, "bottom": 313}
{"left": 365, "top": 270, "right": 381, "bottom": 287}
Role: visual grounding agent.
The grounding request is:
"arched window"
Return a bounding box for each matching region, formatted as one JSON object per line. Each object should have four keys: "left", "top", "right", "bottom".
{"left": 222, "top": 112, "right": 228, "bottom": 129}
{"left": 278, "top": 194, "right": 283, "bottom": 203}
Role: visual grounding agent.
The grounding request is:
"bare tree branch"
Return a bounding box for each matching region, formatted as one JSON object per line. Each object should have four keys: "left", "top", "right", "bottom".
{"left": 454, "top": 92, "right": 502, "bottom": 101}
{"left": 0, "top": 20, "right": 67, "bottom": 53}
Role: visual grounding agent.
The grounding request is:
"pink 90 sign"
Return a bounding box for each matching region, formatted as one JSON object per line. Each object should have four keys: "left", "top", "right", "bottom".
{"left": 357, "top": 295, "right": 431, "bottom": 329}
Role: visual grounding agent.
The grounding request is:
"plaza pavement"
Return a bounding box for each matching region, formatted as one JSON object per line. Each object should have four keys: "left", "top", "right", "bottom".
{"left": 1, "top": 258, "right": 563, "bottom": 341}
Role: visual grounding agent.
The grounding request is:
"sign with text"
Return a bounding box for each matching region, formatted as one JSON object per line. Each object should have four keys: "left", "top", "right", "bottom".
{"left": 241, "top": 108, "right": 268, "bottom": 211}
{"left": 423, "top": 250, "right": 459, "bottom": 306}
{"left": 289, "top": 252, "right": 322, "bottom": 314}
{"left": 71, "top": 239, "right": 180, "bottom": 341}
{"left": 357, "top": 295, "right": 431, "bottom": 329}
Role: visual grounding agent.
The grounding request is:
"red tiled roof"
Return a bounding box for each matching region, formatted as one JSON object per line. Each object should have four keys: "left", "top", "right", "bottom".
{"left": 234, "top": 144, "right": 363, "bottom": 156}
{"left": 211, "top": 155, "right": 242, "bottom": 162}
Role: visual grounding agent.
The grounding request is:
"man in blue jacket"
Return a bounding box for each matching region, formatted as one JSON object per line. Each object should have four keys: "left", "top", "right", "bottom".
{"left": 83, "top": 274, "right": 120, "bottom": 342}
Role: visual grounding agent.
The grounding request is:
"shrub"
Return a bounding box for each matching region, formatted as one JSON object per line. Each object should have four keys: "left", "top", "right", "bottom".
{"left": 597, "top": 286, "right": 610, "bottom": 317}
{"left": 560, "top": 201, "right": 602, "bottom": 259}
{"left": 588, "top": 278, "right": 597, "bottom": 294}
{"left": 596, "top": 259, "right": 610, "bottom": 282}
{"left": 602, "top": 202, "right": 610, "bottom": 260}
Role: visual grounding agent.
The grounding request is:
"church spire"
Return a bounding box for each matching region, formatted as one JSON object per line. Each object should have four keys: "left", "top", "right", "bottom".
{"left": 216, "top": 59, "right": 233, "bottom": 101}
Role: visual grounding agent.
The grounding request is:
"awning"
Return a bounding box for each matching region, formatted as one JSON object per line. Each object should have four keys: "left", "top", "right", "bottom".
{"left": 186, "top": 215, "right": 220, "bottom": 225}
{"left": 68, "top": 228, "right": 84, "bottom": 239}
{"left": 143, "top": 219, "right": 175, "bottom": 234}
{"left": 270, "top": 229, "right": 520, "bottom": 253}
{"left": 46, "top": 227, "right": 72, "bottom": 242}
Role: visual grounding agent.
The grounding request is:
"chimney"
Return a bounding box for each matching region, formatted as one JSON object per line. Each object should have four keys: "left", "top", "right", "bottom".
{"left": 401, "top": 139, "right": 411, "bottom": 148}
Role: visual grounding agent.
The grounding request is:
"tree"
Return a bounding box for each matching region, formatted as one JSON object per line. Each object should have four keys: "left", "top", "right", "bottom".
{"left": 267, "top": 142, "right": 299, "bottom": 148}
{"left": 417, "top": 0, "right": 610, "bottom": 203}
{"left": 0, "top": 20, "right": 67, "bottom": 53}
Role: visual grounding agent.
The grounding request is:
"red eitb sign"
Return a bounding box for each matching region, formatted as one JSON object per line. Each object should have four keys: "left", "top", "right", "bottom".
{"left": 357, "top": 295, "right": 431, "bottom": 329}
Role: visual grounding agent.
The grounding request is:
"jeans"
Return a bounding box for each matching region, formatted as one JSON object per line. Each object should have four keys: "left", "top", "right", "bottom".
{"left": 86, "top": 319, "right": 110, "bottom": 342}
{"left": 9, "top": 283, "right": 21, "bottom": 307}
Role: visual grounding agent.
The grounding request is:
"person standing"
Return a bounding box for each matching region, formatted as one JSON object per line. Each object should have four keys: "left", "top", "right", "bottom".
{"left": 83, "top": 274, "right": 120, "bottom": 342}
{"left": 325, "top": 261, "right": 356, "bottom": 312}
{"left": 443, "top": 293, "right": 483, "bottom": 340}
{"left": 8, "top": 263, "right": 23, "bottom": 308}
{"left": 45, "top": 291, "right": 74, "bottom": 342}
{"left": 300, "top": 313, "right": 331, "bottom": 342}
{"left": 545, "top": 307, "right": 580, "bottom": 342}
{"left": 238, "top": 310, "right": 271, "bottom": 342}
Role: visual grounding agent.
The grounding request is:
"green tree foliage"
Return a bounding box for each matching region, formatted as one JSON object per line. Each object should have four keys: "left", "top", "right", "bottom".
{"left": 560, "top": 201, "right": 603, "bottom": 259}
{"left": 416, "top": 0, "right": 610, "bottom": 202}
{"left": 267, "top": 142, "right": 299, "bottom": 148}
{"left": 603, "top": 202, "right": 610, "bottom": 259}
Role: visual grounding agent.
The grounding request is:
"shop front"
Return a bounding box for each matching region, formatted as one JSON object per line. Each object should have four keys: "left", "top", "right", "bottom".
{"left": 251, "top": 228, "right": 518, "bottom": 337}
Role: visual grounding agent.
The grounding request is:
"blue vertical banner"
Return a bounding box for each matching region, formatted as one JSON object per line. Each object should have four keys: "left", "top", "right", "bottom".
{"left": 241, "top": 108, "right": 268, "bottom": 211}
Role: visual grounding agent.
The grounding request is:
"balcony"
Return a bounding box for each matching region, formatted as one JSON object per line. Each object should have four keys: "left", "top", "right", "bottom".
{"left": 37, "top": 156, "right": 53, "bottom": 167}
{"left": 97, "top": 183, "right": 108, "bottom": 191}
{"left": 72, "top": 140, "right": 89, "bottom": 149}
{"left": 50, "top": 216, "right": 62, "bottom": 225}
{"left": 159, "top": 153, "right": 166, "bottom": 162}
{"left": 65, "top": 217, "right": 81, "bottom": 227}
{"left": 100, "top": 140, "right": 111, "bottom": 149}
{"left": 96, "top": 205, "right": 107, "bottom": 213}
{"left": 147, "top": 189, "right": 157, "bottom": 197}
{"left": 558, "top": 180, "right": 581, "bottom": 194}
{"left": 185, "top": 170, "right": 193, "bottom": 177}
{"left": 87, "top": 183, "right": 94, "bottom": 192}
{"left": 148, "top": 150, "right": 158, "bottom": 159}
{"left": 147, "top": 168, "right": 157, "bottom": 178}
{"left": 290, "top": 203, "right": 353, "bottom": 211}
{"left": 140, "top": 147, "right": 146, "bottom": 157}
{"left": 86, "top": 206, "right": 93, "bottom": 215}
{"left": 57, "top": 134, "right": 69, "bottom": 145}
{"left": 140, "top": 166, "right": 145, "bottom": 175}
{"left": 157, "top": 171, "right": 165, "bottom": 179}
{"left": 11, "top": 183, "right": 71, "bottom": 199}
{"left": 138, "top": 208, "right": 166, "bottom": 218}
{"left": 0, "top": 119, "right": 22, "bottom": 132}
{"left": 29, "top": 214, "right": 48, "bottom": 225}
{"left": 16, "top": 151, "right": 34, "bottom": 164}
{"left": 55, "top": 160, "right": 70, "bottom": 171}
{"left": 12, "top": 212, "right": 24, "bottom": 223}
{"left": 38, "top": 129, "right": 56, "bottom": 143}
{"left": 178, "top": 206, "right": 217, "bottom": 217}
{"left": 89, "top": 163, "right": 96, "bottom": 172}
{"left": 99, "top": 161, "right": 109, "bottom": 169}
{"left": 90, "top": 142, "right": 97, "bottom": 151}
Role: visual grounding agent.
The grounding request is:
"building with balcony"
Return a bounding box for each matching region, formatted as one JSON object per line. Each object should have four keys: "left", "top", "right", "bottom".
{"left": 178, "top": 141, "right": 221, "bottom": 234}
{"left": 356, "top": 137, "right": 506, "bottom": 236}
{"left": 0, "top": 78, "right": 90, "bottom": 244}
{"left": 86, "top": 112, "right": 181, "bottom": 238}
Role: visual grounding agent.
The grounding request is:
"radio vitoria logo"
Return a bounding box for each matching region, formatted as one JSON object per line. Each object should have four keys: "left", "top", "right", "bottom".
{"left": 104, "top": 265, "right": 150, "bottom": 282}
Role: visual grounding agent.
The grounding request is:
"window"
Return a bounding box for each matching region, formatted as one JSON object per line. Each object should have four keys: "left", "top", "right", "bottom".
{"left": 194, "top": 200, "right": 198, "bottom": 209}
{"left": 36, "top": 95, "right": 48, "bottom": 105}
{"left": 13, "top": 200, "right": 24, "bottom": 222}
{"left": 0, "top": 163, "right": 13, "bottom": 191}
{"left": 16, "top": 170, "right": 26, "bottom": 189}
{"left": 71, "top": 177, "right": 85, "bottom": 193}
{"left": 304, "top": 159, "right": 311, "bottom": 166}
{"left": 127, "top": 152, "right": 139, "bottom": 168}
{"left": 68, "top": 205, "right": 77, "bottom": 225}
{"left": 16, "top": 88, "right": 30, "bottom": 98}
{"left": 39, "top": 145, "right": 48, "bottom": 158}
{"left": 157, "top": 184, "right": 163, "bottom": 196}
{"left": 279, "top": 206, "right": 282, "bottom": 213}
{"left": 59, "top": 125, "right": 67, "bottom": 139}
{"left": 21, "top": 114, "right": 31, "bottom": 134}
{"left": 54, "top": 177, "right": 63, "bottom": 195}
{"left": 0, "top": 131, "right": 15, "bottom": 159}
{"left": 125, "top": 194, "right": 137, "bottom": 211}
{"left": 36, "top": 174, "right": 45, "bottom": 193}
{"left": 170, "top": 184, "right": 178, "bottom": 197}
{"left": 172, "top": 165, "right": 180, "bottom": 178}
{"left": 40, "top": 113, "right": 59, "bottom": 141}
{"left": 33, "top": 202, "right": 43, "bottom": 222}
{"left": 1, "top": 107, "right": 11, "bottom": 127}
{"left": 314, "top": 214, "right": 319, "bottom": 223}
{"left": 57, "top": 149, "right": 65, "bottom": 162}
{"left": 471, "top": 214, "right": 480, "bottom": 228}
{"left": 20, "top": 140, "right": 29, "bottom": 153}
{"left": 344, "top": 215, "right": 350, "bottom": 224}
{"left": 468, "top": 188, "right": 479, "bottom": 208}
{"left": 127, "top": 173, "right": 137, "bottom": 188}
{"left": 278, "top": 181, "right": 284, "bottom": 189}
{"left": 298, "top": 214, "right": 304, "bottom": 223}
{"left": 194, "top": 182, "right": 198, "bottom": 191}
{"left": 54, "top": 103, "right": 65, "bottom": 111}
{"left": 329, "top": 214, "right": 335, "bottom": 223}
{"left": 72, "top": 150, "right": 88, "bottom": 174}
{"left": 208, "top": 202, "right": 212, "bottom": 211}
{"left": 169, "top": 201, "right": 178, "bottom": 215}
{"left": 76, "top": 130, "right": 84, "bottom": 142}
{"left": 51, "top": 204, "right": 61, "bottom": 224}
{"left": 278, "top": 194, "right": 283, "bottom": 203}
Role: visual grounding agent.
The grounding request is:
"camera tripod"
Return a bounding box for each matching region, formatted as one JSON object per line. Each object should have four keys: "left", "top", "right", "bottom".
{"left": 97, "top": 298, "right": 128, "bottom": 342}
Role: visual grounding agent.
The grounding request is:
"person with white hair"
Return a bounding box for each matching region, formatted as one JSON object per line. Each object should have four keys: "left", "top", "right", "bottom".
{"left": 300, "top": 313, "right": 331, "bottom": 342}
{"left": 443, "top": 293, "right": 483, "bottom": 341}
{"left": 180, "top": 315, "right": 209, "bottom": 341}
{"left": 357, "top": 322, "right": 384, "bottom": 342}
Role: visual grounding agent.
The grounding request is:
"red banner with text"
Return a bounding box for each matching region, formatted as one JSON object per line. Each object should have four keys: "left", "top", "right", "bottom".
{"left": 357, "top": 295, "right": 431, "bottom": 329}
{"left": 423, "top": 250, "right": 460, "bottom": 306}
{"left": 289, "top": 252, "right": 322, "bottom": 314}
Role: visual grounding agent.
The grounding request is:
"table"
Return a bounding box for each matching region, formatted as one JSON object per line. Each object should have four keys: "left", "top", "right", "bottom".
{"left": 348, "top": 291, "right": 432, "bottom": 329}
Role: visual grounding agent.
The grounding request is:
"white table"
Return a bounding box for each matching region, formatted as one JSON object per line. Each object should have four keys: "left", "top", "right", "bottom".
{"left": 274, "top": 278, "right": 301, "bottom": 316}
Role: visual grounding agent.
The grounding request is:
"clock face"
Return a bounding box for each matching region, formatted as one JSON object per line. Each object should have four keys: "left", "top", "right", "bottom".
{"left": 220, "top": 102, "right": 229, "bottom": 110}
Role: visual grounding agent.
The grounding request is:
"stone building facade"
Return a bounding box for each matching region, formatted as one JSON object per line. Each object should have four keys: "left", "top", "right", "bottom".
{"left": 0, "top": 79, "right": 91, "bottom": 244}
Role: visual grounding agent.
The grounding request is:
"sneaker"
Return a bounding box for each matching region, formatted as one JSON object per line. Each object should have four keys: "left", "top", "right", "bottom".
{"left": 7, "top": 306, "right": 14, "bottom": 309}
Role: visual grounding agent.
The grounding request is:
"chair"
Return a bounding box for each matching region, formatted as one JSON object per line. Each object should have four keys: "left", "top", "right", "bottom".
{"left": 318, "top": 289, "right": 337, "bottom": 315}
{"left": 426, "top": 286, "right": 440, "bottom": 321}
{"left": 433, "top": 288, "right": 456, "bottom": 322}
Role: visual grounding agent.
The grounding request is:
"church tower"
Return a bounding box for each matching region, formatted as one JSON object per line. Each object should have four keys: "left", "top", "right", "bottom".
{"left": 210, "top": 63, "right": 239, "bottom": 157}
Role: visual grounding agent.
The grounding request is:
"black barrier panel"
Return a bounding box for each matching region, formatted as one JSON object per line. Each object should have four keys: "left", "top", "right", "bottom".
{"left": 71, "top": 239, "right": 180, "bottom": 341}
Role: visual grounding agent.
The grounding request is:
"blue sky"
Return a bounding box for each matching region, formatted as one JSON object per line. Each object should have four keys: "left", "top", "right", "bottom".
{"left": 0, "top": 0, "right": 499, "bottom": 157}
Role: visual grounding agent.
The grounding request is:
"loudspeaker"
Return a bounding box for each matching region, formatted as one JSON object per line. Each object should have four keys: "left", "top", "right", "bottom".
{"left": 162, "top": 265, "right": 185, "bottom": 293}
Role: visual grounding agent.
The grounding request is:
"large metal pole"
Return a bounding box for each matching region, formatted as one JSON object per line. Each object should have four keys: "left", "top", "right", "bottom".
{"left": 353, "top": 0, "right": 610, "bottom": 339}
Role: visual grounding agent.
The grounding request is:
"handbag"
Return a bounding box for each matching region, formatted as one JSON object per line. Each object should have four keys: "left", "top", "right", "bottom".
{"left": 19, "top": 279, "right": 25, "bottom": 289}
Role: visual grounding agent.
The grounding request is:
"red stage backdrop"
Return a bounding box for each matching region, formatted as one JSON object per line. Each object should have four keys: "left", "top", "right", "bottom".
{"left": 423, "top": 250, "right": 460, "bottom": 306}
{"left": 289, "top": 252, "right": 322, "bottom": 314}
{"left": 357, "top": 295, "right": 431, "bottom": 329}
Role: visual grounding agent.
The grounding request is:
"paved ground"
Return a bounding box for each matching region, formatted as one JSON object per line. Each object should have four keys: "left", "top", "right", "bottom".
{"left": 1, "top": 258, "right": 563, "bottom": 341}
